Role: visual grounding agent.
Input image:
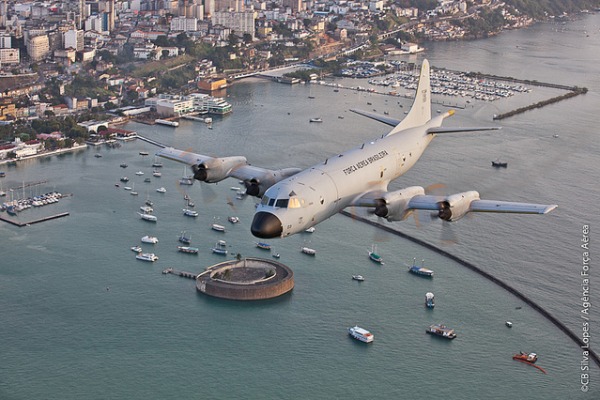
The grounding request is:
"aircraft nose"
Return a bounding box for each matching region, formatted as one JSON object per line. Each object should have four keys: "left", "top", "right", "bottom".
{"left": 251, "top": 212, "right": 283, "bottom": 238}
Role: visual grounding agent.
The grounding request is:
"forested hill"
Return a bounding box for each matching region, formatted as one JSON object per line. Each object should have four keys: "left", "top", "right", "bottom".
{"left": 503, "top": 0, "right": 600, "bottom": 19}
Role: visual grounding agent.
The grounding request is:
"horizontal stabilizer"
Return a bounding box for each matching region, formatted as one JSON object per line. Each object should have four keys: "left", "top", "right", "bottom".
{"left": 469, "top": 200, "right": 557, "bottom": 214}
{"left": 350, "top": 109, "right": 402, "bottom": 127}
{"left": 427, "top": 126, "right": 501, "bottom": 134}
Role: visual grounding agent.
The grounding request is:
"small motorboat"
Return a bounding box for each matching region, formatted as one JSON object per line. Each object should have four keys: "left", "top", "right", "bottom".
{"left": 352, "top": 275, "right": 365, "bottom": 281}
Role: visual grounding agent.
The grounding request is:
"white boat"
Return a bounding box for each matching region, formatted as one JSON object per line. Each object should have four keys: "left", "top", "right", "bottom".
{"left": 141, "top": 235, "right": 159, "bottom": 244}
{"left": 155, "top": 119, "right": 179, "bottom": 127}
{"left": 212, "top": 241, "right": 227, "bottom": 255}
{"left": 136, "top": 253, "right": 159, "bottom": 262}
{"left": 301, "top": 247, "right": 316, "bottom": 255}
{"left": 152, "top": 170, "right": 162, "bottom": 177}
{"left": 156, "top": 187, "right": 166, "bottom": 193}
{"left": 140, "top": 205, "right": 153, "bottom": 213}
{"left": 348, "top": 326, "right": 374, "bottom": 343}
{"left": 138, "top": 212, "right": 157, "bottom": 222}
{"left": 425, "top": 292, "right": 435, "bottom": 308}
{"left": 309, "top": 117, "right": 323, "bottom": 123}
{"left": 178, "top": 246, "right": 199, "bottom": 254}
{"left": 183, "top": 209, "right": 198, "bottom": 217}
{"left": 135, "top": 171, "right": 144, "bottom": 176}
{"left": 352, "top": 275, "right": 365, "bottom": 281}
{"left": 211, "top": 223, "right": 225, "bottom": 232}
{"left": 228, "top": 216, "right": 240, "bottom": 223}
{"left": 131, "top": 245, "right": 142, "bottom": 253}
{"left": 305, "top": 227, "right": 316, "bottom": 233}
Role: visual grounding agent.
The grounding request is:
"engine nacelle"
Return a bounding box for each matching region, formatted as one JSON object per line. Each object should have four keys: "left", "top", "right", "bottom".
{"left": 437, "top": 191, "right": 480, "bottom": 221}
{"left": 374, "top": 186, "right": 426, "bottom": 221}
{"left": 193, "top": 156, "right": 247, "bottom": 183}
{"left": 244, "top": 167, "right": 301, "bottom": 198}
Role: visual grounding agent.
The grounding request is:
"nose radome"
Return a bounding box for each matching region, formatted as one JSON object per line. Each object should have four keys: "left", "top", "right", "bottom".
{"left": 251, "top": 212, "right": 283, "bottom": 238}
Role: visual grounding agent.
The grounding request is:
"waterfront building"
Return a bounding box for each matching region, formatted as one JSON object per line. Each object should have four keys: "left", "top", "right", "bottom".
{"left": 197, "top": 76, "right": 228, "bottom": 92}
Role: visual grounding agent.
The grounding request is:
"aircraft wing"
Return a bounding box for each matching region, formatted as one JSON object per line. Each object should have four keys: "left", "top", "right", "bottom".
{"left": 467, "top": 200, "right": 557, "bottom": 214}
{"left": 349, "top": 109, "right": 402, "bottom": 127}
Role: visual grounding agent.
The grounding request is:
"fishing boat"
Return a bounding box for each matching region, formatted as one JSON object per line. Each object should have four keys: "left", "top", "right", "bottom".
{"left": 178, "top": 231, "right": 191, "bottom": 244}
{"left": 426, "top": 324, "right": 456, "bottom": 339}
{"left": 513, "top": 352, "right": 537, "bottom": 363}
{"left": 425, "top": 292, "right": 435, "bottom": 308}
{"left": 136, "top": 253, "right": 158, "bottom": 262}
{"left": 409, "top": 258, "right": 434, "bottom": 277}
{"left": 368, "top": 245, "right": 383, "bottom": 264}
{"left": 141, "top": 235, "right": 159, "bottom": 244}
{"left": 301, "top": 247, "right": 316, "bottom": 255}
{"left": 348, "top": 326, "right": 374, "bottom": 343}
{"left": 178, "top": 246, "right": 199, "bottom": 254}
{"left": 255, "top": 242, "right": 271, "bottom": 250}
{"left": 212, "top": 241, "right": 228, "bottom": 255}
{"left": 183, "top": 209, "right": 198, "bottom": 217}
{"left": 138, "top": 212, "right": 157, "bottom": 222}
{"left": 352, "top": 275, "right": 365, "bottom": 281}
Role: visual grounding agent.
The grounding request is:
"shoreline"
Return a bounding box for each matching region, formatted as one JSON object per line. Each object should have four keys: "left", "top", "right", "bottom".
{"left": 0, "top": 143, "right": 88, "bottom": 167}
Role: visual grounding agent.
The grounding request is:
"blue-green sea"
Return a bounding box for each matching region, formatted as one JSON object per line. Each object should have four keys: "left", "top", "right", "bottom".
{"left": 1, "top": 14, "right": 599, "bottom": 399}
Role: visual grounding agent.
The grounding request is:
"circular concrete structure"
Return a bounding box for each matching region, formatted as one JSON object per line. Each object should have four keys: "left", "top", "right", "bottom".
{"left": 196, "top": 257, "right": 294, "bottom": 300}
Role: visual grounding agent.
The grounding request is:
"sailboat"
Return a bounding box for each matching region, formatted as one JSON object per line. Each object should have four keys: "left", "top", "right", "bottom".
{"left": 179, "top": 167, "right": 194, "bottom": 185}
{"left": 130, "top": 183, "right": 138, "bottom": 196}
{"left": 368, "top": 245, "right": 384, "bottom": 264}
{"left": 179, "top": 231, "right": 191, "bottom": 244}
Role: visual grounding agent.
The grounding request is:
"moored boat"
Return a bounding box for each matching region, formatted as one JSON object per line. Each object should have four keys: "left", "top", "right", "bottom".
{"left": 136, "top": 253, "right": 159, "bottom": 262}
{"left": 348, "top": 326, "right": 374, "bottom": 343}
{"left": 368, "top": 245, "right": 384, "bottom": 264}
{"left": 178, "top": 231, "right": 191, "bottom": 244}
{"left": 178, "top": 246, "right": 199, "bottom": 254}
{"left": 426, "top": 323, "right": 456, "bottom": 339}
{"left": 211, "top": 223, "right": 225, "bottom": 232}
{"left": 512, "top": 352, "right": 537, "bottom": 363}
{"left": 212, "top": 241, "right": 227, "bottom": 255}
{"left": 228, "top": 216, "right": 240, "bottom": 223}
{"left": 131, "top": 245, "right": 142, "bottom": 253}
{"left": 425, "top": 292, "right": 435, "bottom": 308}
{"left": 256, "top": 242, "right": 271, "bottom": 250}
{"left": 183, "top": 209, "right": 198, "bottom": 217}
{"left": 492, "top": 159, "right": 508, "bottom": 168}
{"left": 301, "top": 247, "right": 316, "bottom": 255}
{"left": 352, "top": 275, "right": 365, "bottom": 281}
{"left": 409, "top": 258, "right": 434, "bottom": 277}
{"left": 138, "top": 212, "right": 157, "bottom": 222}
{"left": 156, "top": 187, "right": 166, "bottom": 193}
{"left": 309, "top": 117, "right": 323, "bottom": 123}
{"left": 141, "top": 235, "right": 159, "bottom": 244}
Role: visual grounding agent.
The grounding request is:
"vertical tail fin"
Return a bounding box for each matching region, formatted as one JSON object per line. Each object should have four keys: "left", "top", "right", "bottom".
{"left": 388, "top": 59, "right": 432, "bottom": 135}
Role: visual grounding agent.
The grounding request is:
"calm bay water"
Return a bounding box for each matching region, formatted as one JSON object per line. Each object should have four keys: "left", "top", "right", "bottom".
{"left": 1, "top": 14, "right": 599, "bottom": 399}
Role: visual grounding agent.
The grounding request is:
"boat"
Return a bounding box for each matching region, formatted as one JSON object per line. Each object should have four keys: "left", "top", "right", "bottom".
{"left": 492, "top": 159, "right": 508, "bottom": 168}
{"left": 513, "top": 351, "right": 537, "bottom": 363}
{"left": 368, "top": 245, "right": 384, "bottom": 264}
{"left": 178, "top": 231, "right": 191, "bottom": 244}
{"left": 135, "top": 171, "right": 144, "bottom": 176}
{"left": 352, "top": 275, "right": 365, "bottom": 281}
{"left": 155, "top": 119, "right": 179, "bottom": 127}
{"left": 145, "top": 199, "right": 154, "bottom": 207}
{"left": 123, "top": 186, "right": 132, "bottom": 191}
{"left": 301, "top": 247, "right": 316, "bottom": 255}
{"left": 152, "top": 170, "right": 162, "bottom": 177}
{"left": 309, "top": 117, "right": 323, "bottom": 123}
{"left": 183, "top": 209, "right": 198, "bottom": 217}
{"left": 305, "top": 227, "right": 315, "bottom": 233}
{"left": 187, "top": 201, "right": 195, "bottom": 208}
{"left": 130, "top": 184, "right": 138, "bottom": 196}
{"left": 120, "top": 176, "right": 129, "bottom": 182}
{"left": 139, "top": 151, "right": 149, "bottom": 156}
{"left": 348, "top": 326, "right": 374, "bottom": 343}
{"left": 120, "top": 163, "right": 128, "bottom": 168}
{"left": 138, "top": 212, "right": 157, "bottom": 222}
{"left": 212, "top": 241, "right": 228, "bottom": 255}
{"left": 409, "top": 258, "right": 434, "bottom": 277}
{"left": 179, "top": 168, "right": 194, "bottom": 185}
{"left": 130, "top": 245, "right": 142, "bottom": 253}
{"left": 505, "top": 321, "right": 513, "bottom": 328}
{"left": 178, "top": 246, "right": 199, "bottom": 254}
{"left": 94, "top": 153, "right": 102, "bottom": 158}
{"left": 141, "top": 235, "right": 159, "bottom": 244}
{"left": 136, "top": 253, "right": 159, "bottom": 262}
{"left": 425, "top": 292, "right": 435, "bottom": 308}
{"left": 144, "top": 178, "right": 151, "bottom": 183}
{"left": 255, "top": 242, "right": 271, "bottom": 250}
{"left": 152, "top": 159, "right": 163, "bottom": 168}
{"left": 156, "top": 187, "right": 166, "bottom": 193}
{"left": 512, "top": 352, "right": 546, "bottom": 373}
{"left": 140, "top": 205, "right": 153, "bottom": 213}
{"left": 272, "top": 253, "right": 280, "bottom": 259}
{"left": 211, "top": 223, "right": 225, "bottom": 232}
{"left": 228, "top": 216, "right": 240, "bottom": 223}
{"left": 426, "top": 324, "right": 457, "bottom": 339}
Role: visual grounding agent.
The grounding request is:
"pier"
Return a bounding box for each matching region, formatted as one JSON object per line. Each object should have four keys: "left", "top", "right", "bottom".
{"left": 340, "top": 210, "right": 600, "bottom": 369}
{"left": 162, "top": 268, "right": 198, "bottom": 280}
{"left": 0, "top": 212, "right": 70, "bottom": 227}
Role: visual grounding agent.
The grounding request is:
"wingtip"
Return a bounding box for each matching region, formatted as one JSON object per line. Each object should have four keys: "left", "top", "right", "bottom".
{"left": 543, "top": 204, "right": 558, "bottom": 214}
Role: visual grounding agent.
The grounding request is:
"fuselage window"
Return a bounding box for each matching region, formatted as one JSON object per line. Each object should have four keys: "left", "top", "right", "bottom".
{"left": 275, "top": 199, "right": 289, "bottom": 208}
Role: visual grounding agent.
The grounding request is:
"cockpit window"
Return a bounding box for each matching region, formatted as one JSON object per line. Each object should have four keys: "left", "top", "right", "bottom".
{"left": 268, "top": 198, "right": 275, "bottom": 206}
{"left": 261, "top": 196, "right": 270, "bottom": 206}
{"left": 275, "top": 199, "right": 289, "bottom": 208}
{"left": 288, "top": 197, "right": 302, "bottom": 209}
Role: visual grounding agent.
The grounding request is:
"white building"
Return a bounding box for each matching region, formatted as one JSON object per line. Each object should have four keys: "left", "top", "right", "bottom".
{"left": 170, "top": 17, "right": 198, "bottom": 32}
{"left": 64, "top": 29, "right": 84, "bottom": 51}
{"left": 0, "top": 48, "right": 20, "bottom": 64}
{"left": 212, "top": 11, "right": 255, "bottom": 40}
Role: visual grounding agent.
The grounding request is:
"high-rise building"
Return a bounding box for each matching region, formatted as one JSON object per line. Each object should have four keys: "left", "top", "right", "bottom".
{"left": 28, "top": 35, "right": 50, "bottom": 62}
{"left": 64, "top": 29, "right": 84, "bottom": 51}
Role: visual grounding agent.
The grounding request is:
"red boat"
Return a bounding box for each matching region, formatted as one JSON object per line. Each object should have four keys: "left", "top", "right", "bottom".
{"left": 513, "top": 352, "right": 547, "bottom": 374}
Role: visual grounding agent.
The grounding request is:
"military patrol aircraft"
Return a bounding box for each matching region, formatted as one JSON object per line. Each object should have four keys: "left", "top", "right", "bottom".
{"left": 152, "top": 59, "right": 557, "bottom": 239}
